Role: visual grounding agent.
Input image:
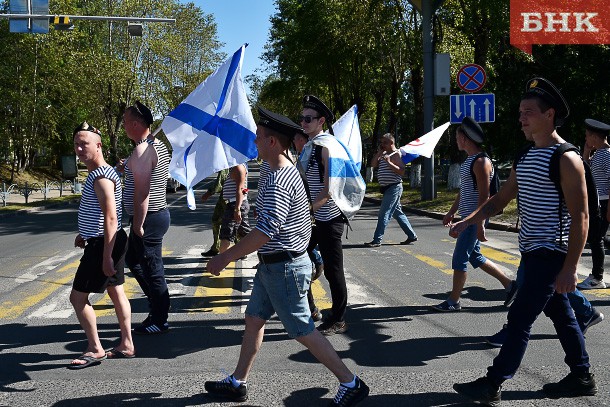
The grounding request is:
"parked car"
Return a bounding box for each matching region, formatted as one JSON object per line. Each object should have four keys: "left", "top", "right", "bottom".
{"left": 167, "top": 176, "right": 181, "bottom": 193}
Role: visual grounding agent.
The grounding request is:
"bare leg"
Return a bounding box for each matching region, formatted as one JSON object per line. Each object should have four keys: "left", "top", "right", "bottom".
{"left": 296, "top": 329, "right": 353, "bottom": 383}
{"left": 480, "top": 260, "right": 512, "bottom": 288}
{"left": 449, "top": 271, "right": 467, "bottom": 303}
{"left": 107, "top": 285, "right": 135, "bottom": 356}
{"left": 233, "top": 315, "right": 266, "bottom": 381}
{"left": 69, "top": 290, "right": 106, "bottom": 365}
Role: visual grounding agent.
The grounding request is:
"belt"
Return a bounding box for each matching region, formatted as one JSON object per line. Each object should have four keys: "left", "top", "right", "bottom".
{"left": 257, "top": 250, "right": 306, "bottom": 264}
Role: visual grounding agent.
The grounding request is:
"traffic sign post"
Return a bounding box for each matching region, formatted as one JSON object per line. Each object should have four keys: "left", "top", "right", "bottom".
{"left": 450, "top": 93, "right": 495, "bottom": 124}
{"left": 456, "top": 64, "right": 487, "bottom": 93}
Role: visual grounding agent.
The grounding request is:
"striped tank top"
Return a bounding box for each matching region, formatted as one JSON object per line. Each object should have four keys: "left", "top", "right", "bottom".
{"left": 516, "top": 144, "right": 569, "bottom": 253}
{"left": 377, "top": 155, "right": 403, "bottom": 187}
{"left": 591, "top": 148, "right": 610, "bottom": 200}
{"left": 306, "top": 145, "right": 342, "bottom": 222}
{"left": 78, "top": 166, "right": 122, "bottom": 239}
{"left": 123, "top": 139, "right": 170, "bottom": 215}
{"left": 458, "top": 154, "right": 493, "bottom": 217}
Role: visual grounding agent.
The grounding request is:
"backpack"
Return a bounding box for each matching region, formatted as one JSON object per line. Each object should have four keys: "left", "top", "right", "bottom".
{"left": 514, "top": 142, "right": 601, "bottom": 239}
{"left": 469, "top": 152, "right": 501, "bottom": 197}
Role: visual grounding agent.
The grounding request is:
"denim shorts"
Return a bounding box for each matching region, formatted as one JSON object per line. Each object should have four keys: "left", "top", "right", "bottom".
{"left": 245, "top": 253, "right": 315, "bottom": 338}
{"left": 452, "top": 224, "right": 486, "bottom": 271}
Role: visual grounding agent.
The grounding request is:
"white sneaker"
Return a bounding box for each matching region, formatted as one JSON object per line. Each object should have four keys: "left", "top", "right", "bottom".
{"left": 577, "top": 275, "right": 607, "bottom": 290}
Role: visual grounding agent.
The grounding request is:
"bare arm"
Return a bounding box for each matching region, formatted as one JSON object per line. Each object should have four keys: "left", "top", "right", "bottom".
{"left": 232, "top": 165, "right": 247, "bottom": 223}
{"left": 206, "top": 229, "right": 270, "bottom": 275}
{"left": 370, "top": 149, "right": 383, "bottom": 169}
{"left": 472, "top": 157, "right": 492, "bottom": 240}
{"left": 386, "top": 151, "right": 406, "bottom": 176}
{"left": 94, "top": 177, "right": 118, "bottom": 277}
{"left": 450, "top": 167, "right": 518, "bottom": 235}
{"left": 555, "top": 152, "right": 588, "bottom": 294}
{"left": 130, "top": 144, "right": 156, "bottom": 237}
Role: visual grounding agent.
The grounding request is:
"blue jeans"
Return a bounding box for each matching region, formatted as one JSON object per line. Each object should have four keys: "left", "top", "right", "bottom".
{"left": 515, "top": 255, "right": 593, "bottom": 324}
{"left": 372, "top": 183, "right": 417, "bottom": 243}
{"left": 126, "top": 208, "right": 171, "bottom": 325}
{"left": 245, "top": 253, "right": 315, "bottom": 338}
{"left": 452, "top": 224, "right": 487, "bottom": 271}
{"left": 487, "top": 248, "right": 590, "bottom": 385}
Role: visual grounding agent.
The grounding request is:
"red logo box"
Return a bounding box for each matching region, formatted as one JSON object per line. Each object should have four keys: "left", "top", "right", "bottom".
{"left": 510, "top": 0, "right": 610, "bottom": 54}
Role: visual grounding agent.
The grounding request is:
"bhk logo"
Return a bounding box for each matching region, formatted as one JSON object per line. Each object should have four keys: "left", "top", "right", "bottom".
{"left": 510, "top": 0, "right": 610, "bottom": 54}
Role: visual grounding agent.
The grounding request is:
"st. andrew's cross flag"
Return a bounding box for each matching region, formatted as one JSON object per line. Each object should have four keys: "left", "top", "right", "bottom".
{"left": 399, "top": 122, "right": 450, "bottom": 164}
{"left": 161, "top": 45, "right": 258, "bottom": 209}
{"left": 332, "top": 105, "right": 362, "bottom": 170}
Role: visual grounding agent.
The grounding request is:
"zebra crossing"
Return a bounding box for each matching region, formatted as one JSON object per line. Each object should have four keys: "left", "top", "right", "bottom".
{"left": 2, "top": 236, "right": 608, "bottom": 323}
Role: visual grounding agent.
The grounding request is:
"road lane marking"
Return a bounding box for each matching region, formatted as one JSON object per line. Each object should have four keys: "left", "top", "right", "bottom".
{"left": 14, "top": 250, "right": 81, "bottom": 284}
{"left": 0, "top": 260, "right": 79, "bottom": 320}
{"left": 401, "top": 248, "right": 453, "bottom": 275}
{"left": 191, "top": 261, "right": 237, "bottom": 314}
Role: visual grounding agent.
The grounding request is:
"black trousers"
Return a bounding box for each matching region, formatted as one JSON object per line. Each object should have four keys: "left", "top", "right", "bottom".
{"left": 589, "top": 200, "right": 608, "bottom": 280}
{"left": 307, "top": 216, "right": 347, "bottom": 322}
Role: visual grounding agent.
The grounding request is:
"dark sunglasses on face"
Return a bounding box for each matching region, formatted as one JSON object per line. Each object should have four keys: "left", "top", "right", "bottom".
{"left": 299, "top": 115, "right": 320, "bottom": 124}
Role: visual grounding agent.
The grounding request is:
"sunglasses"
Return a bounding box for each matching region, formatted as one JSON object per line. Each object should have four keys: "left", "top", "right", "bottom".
{"left": 299, "top": 115, "right": 320, "bottom": 124}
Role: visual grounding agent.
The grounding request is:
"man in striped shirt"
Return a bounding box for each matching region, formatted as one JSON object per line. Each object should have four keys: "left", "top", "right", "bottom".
{"left": 122, "top": 101, "right": 171, "bottom": 335}
{"left": 205, "top": 107, "right": 369, "bottom": 407}
{"left": 365, "top": 133, "right": 417, "bottom": 247}
{"left": 69, "top": 122, "right": 133, "bottom": 369}
{"left": 580, "top": 119, "right": 610, "bottom": 289}
{"left": 299, "top": 95, "right": 349, "bottom": 336}
{"left": 451, "top": 78, "right": 596, "bottom": 404}
{"left": 433, "top": 117, "right": 515, "bottom": 312}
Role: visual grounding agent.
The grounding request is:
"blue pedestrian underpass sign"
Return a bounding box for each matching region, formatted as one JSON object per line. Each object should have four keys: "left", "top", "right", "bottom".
{"left": 450, "top": 93, "right": 495, "bottom": 124}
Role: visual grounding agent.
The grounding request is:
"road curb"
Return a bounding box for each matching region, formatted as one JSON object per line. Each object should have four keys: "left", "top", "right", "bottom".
{"left": 0, "top": 198, "right": 81, "bottom": 219}
{"left": 363, "top": 195, "right": 519, "bottom": 233}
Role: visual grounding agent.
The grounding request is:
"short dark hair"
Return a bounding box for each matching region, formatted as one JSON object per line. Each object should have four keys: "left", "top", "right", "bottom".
{"left": 264, "top": 126, "right": 292, "bottom": 149}
{"left": 125, "top": 106, "right": 150, "bottom": 127}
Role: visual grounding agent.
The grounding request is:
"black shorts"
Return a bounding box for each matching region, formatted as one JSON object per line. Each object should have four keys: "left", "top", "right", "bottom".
{"left": 73, "top": 228, "right": 128, "bottom": 294}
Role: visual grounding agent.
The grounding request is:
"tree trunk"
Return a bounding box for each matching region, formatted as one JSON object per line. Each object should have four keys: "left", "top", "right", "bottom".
{"left": 410, "top": 161, "right": 421, "bottom": 188}
{"left": 447, "top": 163, "right": 461, "bottom": 190}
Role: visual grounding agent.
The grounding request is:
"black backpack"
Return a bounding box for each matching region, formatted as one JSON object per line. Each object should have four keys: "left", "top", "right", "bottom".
{"left": 469, "top": 152, "right": 501, "bottom": 197}
{"left": 514, "top": 142, "right": 601, "bottom": 239}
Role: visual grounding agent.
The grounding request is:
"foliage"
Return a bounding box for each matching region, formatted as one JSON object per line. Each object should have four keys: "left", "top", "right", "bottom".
{"left": 0, "top": 0, "right": 223, "bottom": 179}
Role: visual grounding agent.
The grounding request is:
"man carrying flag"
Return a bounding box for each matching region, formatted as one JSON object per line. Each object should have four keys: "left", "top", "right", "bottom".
{"left": 364, "top": 133, "right": 418, "bottom": 247}
{"left": 298, "top": 95, "right": 366, "bottom": 336}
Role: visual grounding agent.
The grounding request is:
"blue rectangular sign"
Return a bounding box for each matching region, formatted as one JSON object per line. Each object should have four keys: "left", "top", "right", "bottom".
{"left": 450, "top": 93, "right": 495, "bottom": 124}
{"left": 9, "top": 0, "right": 49, "bottom": 34}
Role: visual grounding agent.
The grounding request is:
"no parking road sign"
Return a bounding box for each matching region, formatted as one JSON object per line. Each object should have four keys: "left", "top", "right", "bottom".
{"left": 457, "top": 64, "right": 487, "bottom": 93}
{"left": 450, "top": 94, "right": 495, "bottom": 124}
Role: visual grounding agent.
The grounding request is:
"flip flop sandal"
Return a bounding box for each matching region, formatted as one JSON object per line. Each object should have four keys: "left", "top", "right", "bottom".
{"left": 106, "top": 348, "right": 136, "bottom": 359}
{"left": 67, "top": 354, "right": 107, "bottom": 370}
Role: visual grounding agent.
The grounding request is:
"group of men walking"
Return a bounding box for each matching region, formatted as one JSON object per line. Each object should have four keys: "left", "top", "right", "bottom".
{"left": 66, "top": 76, "right": 607, "bottom": 406}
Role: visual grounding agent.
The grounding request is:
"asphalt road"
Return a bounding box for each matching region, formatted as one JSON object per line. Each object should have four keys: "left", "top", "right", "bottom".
{"left": 1, "top": 169, "right": 609, "bottom": 407}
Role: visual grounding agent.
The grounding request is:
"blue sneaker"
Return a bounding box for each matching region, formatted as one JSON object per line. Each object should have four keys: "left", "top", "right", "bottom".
{"left": 431, "top": 300, "right": 461, "bottom": 312}
{"left": 486, "top": 324, "right": 508, "bottom": 348}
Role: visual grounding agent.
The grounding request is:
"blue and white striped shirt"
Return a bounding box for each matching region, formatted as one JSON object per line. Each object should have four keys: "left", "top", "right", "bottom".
{"left": 78, "top": 166, "right": 122, "bottom": 239}
{"left": 123, "top": 139, "right": 170, "bottom": 215}
{"left": 256, "top": 165, "right": 311, "bottom": 254}
{"left": 516, "top": 144, "right": 569, "bottom": 253}
{"left": 306, "top": 145, "right": 342, "bottom": 221}
{"left": 377, "top": 156, "right": 403, "bottom": 187}
{"left": 591, "top": 148, "right": 610, "bottom": 200}
{"left": 459, "top": 154, "right": 493, "bottom": 218}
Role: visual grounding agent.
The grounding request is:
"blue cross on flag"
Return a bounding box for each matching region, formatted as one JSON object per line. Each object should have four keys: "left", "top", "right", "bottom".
{"left": 162, "top": 45, "right": 258, "bottom": 209}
